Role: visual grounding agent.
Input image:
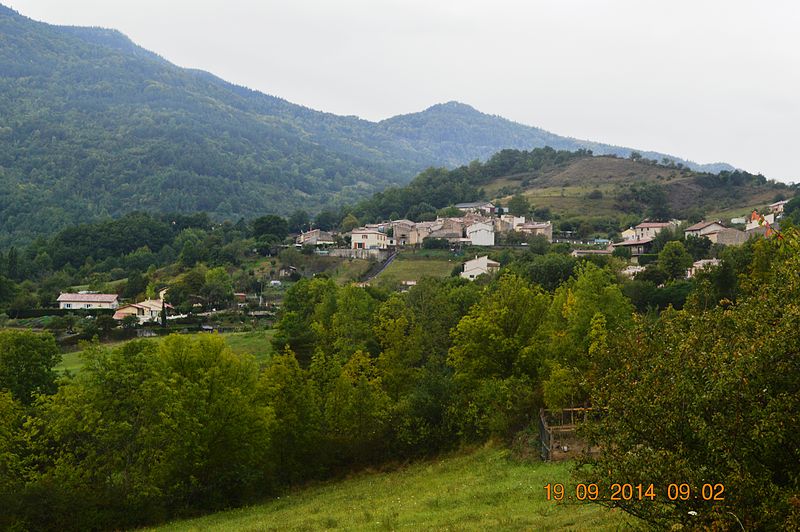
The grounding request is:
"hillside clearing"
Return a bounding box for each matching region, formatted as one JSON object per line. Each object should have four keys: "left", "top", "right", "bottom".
{"left": 56, "top": 330, "right": 276, "bottom": 373}
{"left": 148, "top": 447, "right": 631, "bottom": 531}
{"left": 376, "top": 255, "right": 456, "bottom": 283}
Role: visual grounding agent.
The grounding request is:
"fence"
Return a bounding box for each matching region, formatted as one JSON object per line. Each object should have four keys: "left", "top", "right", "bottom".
{"left": 539, "top": 407, "right": 595, "bottom": 461}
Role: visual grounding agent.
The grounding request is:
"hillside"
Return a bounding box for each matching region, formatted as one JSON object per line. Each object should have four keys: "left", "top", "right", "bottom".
{"left": 148, "top": 447, "right": 628, "bottom": 531}
{"left": 0, "top": 4, "right": 737, "bottom": 245}
{"left": 353, "top": 148, "right": 787, "bottom": 228}
{"left": 487, "top": 155, "right": 785, "bottom": 221}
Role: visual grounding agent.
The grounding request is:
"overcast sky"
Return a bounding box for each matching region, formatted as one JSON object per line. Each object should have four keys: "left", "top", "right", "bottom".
{"left": 6, "top": 0, "right": 799, "bottom": 182}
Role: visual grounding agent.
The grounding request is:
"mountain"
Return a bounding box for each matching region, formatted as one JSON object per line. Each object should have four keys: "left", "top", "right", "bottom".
{"left": 380, "top": 102, "right": 734, "bottom": 174}
{"left": 0, "top": 5, "right": 735, "bottom": 245}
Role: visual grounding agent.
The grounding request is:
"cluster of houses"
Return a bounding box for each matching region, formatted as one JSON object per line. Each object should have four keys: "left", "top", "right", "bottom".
{"left": 611, "top": 200, "right": 787, "bottom": 260}
{"left": 296, "top": 201, "right": 554, "bottom": 251}
{"left": 56, "top": 292, "right": 171, "bottom": 325}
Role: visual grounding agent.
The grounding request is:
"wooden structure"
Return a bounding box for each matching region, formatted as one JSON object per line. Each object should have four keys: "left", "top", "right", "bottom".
{"left": 539, "top": 407, "right": 595, "bottom": 461}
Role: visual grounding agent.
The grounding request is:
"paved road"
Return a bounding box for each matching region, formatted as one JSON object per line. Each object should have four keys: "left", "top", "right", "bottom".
{"left": 363, "top": 251, "right": 397, "bottom": 281}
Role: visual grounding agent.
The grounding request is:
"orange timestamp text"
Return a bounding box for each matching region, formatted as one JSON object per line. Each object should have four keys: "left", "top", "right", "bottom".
{"left": 544, "top": 483, "right": 725, "bottom": 502}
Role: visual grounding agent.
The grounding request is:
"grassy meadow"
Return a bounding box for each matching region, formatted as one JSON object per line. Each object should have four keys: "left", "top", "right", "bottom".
{"left": 377, "top": 252, "right": 457, "bottom": 283}
{"left": 148, "top": 446, "right": 631, "bottom": 532}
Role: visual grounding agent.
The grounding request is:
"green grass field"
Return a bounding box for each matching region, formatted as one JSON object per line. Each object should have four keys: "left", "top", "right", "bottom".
{"left": 56, "top": 330, "right": 276, "bottom": 373}
{"left": 378, "top": 256, "right": 456, "bottom": 283}
{"left": 148, "top": 447, "right": 631, "bottom": 531}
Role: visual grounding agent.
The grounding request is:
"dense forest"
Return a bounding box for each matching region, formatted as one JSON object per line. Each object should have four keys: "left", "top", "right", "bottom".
{"left": 0, "top": 4, "right": 735, "bottom": 246}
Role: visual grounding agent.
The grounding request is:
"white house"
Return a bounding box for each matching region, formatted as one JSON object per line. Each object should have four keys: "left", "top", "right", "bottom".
{"left": 296, "top": 229, "right": 335, "bottom": 247}
{"left": 460, "top": 256, "right": 500, "bottom": 280}
{"left": 58, "top": 293, "right": 119, "bottom": 310}
{"left": 466, "top": 222, "right": 495, "bottom": 246}
{"left": 113, "top": 299, "right": 169, "bottom": 323}
{"left": 687, "top": 259, "right": 721, "bottom": 278}
{"left": 769, "top": 199, "right": 789, "bottom": 214}
{"left": 351, "top": 227, "right": 388, "bottom": 250}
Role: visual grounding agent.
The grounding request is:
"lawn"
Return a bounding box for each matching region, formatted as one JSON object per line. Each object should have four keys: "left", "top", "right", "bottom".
{"left": 148, "top": 446, "right": 632, "bottom": 531}
{"left": 378, "top": 256, "right": 456, "bottom": 283}
{"left": 56, "top": 330, "right": 276, "bottom": 373}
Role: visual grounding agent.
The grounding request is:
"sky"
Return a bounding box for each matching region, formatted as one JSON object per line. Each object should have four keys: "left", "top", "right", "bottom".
{"left": 6, "top": 0, "right": 800, "bottom": 182}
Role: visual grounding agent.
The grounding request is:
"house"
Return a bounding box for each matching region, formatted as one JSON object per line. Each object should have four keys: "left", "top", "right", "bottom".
{"left": 351, "top": 227, "right": 388, "bottom": 249}
{"left": 278, "top": 265, "right": 298, "bottom": 278}
{"left": 518, "top": 221, "right": 553, "bottom": 242}
{"left": 113, "top": 299, "right": 169, "bottom": 323}
{"left": 466, "top": 222, "right": 495, "bottom": 246}
{"left": 612, "top": 237, "right": 654, "bottom": 258}
{"left": 730, "top": 217, "right": 747, "bottom": 225}
{"left": 58, "top": 293, "right": 119, "bottom": 310}
{"left": 391, "top": 219, "right": 416, "bottom": 246}
{"left": 495, "top": 215, "right": 525, "bottom": 233}
{"left": 687, "top": 259, "right": 721, "bottom": 278}
{"left": 705, "top": 227, "right": 748, "bottom": 246}
{"left": 460, "top": 256, "right": 500, "bottom": 280}
{"left": 296, "top": 229, "right": 335, "bottom": 247}
{"left": 634, "top": 221, "right": 676, "bottom": 240}
{"left": 409, "top": 218, "right": 464, "bottom": 246}
{"left": 685, "top": 220, "right": 747, "bottom": 246}
{"left": 684, "top": 220, "right": 726, "bottom": 238}
{"left": 769, "top": 199, "right": 790, "bottom": 214}
{"left": 620, "top": 265, "right": 645, "bottom": 278}
{"left": 454, "top": 201, "right": 496, "bottom": 215}
{"left": 570, "top": 249, "right": 612, "bottom": 258}
{"left": 620, "top": 227, "right": 636, "bottom": 241}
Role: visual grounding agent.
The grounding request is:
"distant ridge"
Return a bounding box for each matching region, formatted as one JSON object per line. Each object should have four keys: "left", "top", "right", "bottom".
{"left": 0, "top": 4, "right": 736, "bottom": 244}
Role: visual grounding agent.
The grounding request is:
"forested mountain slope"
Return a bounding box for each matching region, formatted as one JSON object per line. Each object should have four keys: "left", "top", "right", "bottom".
{"left": 0, "top": 4, "right": 734, "bottom": 245}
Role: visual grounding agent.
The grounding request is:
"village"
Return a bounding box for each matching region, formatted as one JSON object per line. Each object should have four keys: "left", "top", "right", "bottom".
{"left": 47, "top": 197, "right": 791, "bottom": 328}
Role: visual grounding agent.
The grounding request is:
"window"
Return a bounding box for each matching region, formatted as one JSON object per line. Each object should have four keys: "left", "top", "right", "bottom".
{"left": 65, "top": 303, "right": 72, "bottom": 308}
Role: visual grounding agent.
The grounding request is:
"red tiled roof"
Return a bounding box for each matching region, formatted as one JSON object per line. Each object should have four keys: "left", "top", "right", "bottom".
{"left": 57, "top": 293, "right": 118, "bottom": 303}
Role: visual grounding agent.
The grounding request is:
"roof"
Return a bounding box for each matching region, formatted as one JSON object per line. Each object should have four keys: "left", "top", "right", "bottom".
{"left": 685, "top": 220, "right": 723, "bottom": 232}
{"left": 635, "top": 221, "right": 673, "bottom": 229}
{"left": 520, "top": 221, "right": 551, "bottom": 228}
{"left": 57, "top": 293, "right": 118, "bottom": 303}
{"left": 351, "top": 227, "right": 385, "bottom": 235}
{"left": 612, "top": 237, "right": 655, "bottom": 247}
{"left": 770, "top": 199, "right": 790, "bottom": 207}
{"left": 572, "top": 249, "right": 612, "bottom": 255}
{"left": 455, "top": 201, "right": 494, "bottom": 209}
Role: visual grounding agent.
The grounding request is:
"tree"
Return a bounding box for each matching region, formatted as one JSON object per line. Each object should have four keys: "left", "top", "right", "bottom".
{"left": 507, "top": 194, "right": 531, "bottom": 216}
{"left": 288, "top": 209, "right": 310, "bottom": 233}
{"left": 578, "top": 230, "right": 800, "bottom": 529}
{"left": 202, "top": 267, "right": 234, "bottom": 307}
{"left": 0, "top": 330, "right": 61, "bottom": 405}
{"left": 683, "top": 235, "right": 712, "bottom": 261}
{"left": 252, "top": 215, "right": 289, "bottom": 240}
{"left": 658, "top": 241, "right": 693, "bottom": 280}
{"left": 95, "top": 315, "right": 117, "bottom": 335}
{"left": 339, "top": 213, "right": 360, "bottom": 233}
